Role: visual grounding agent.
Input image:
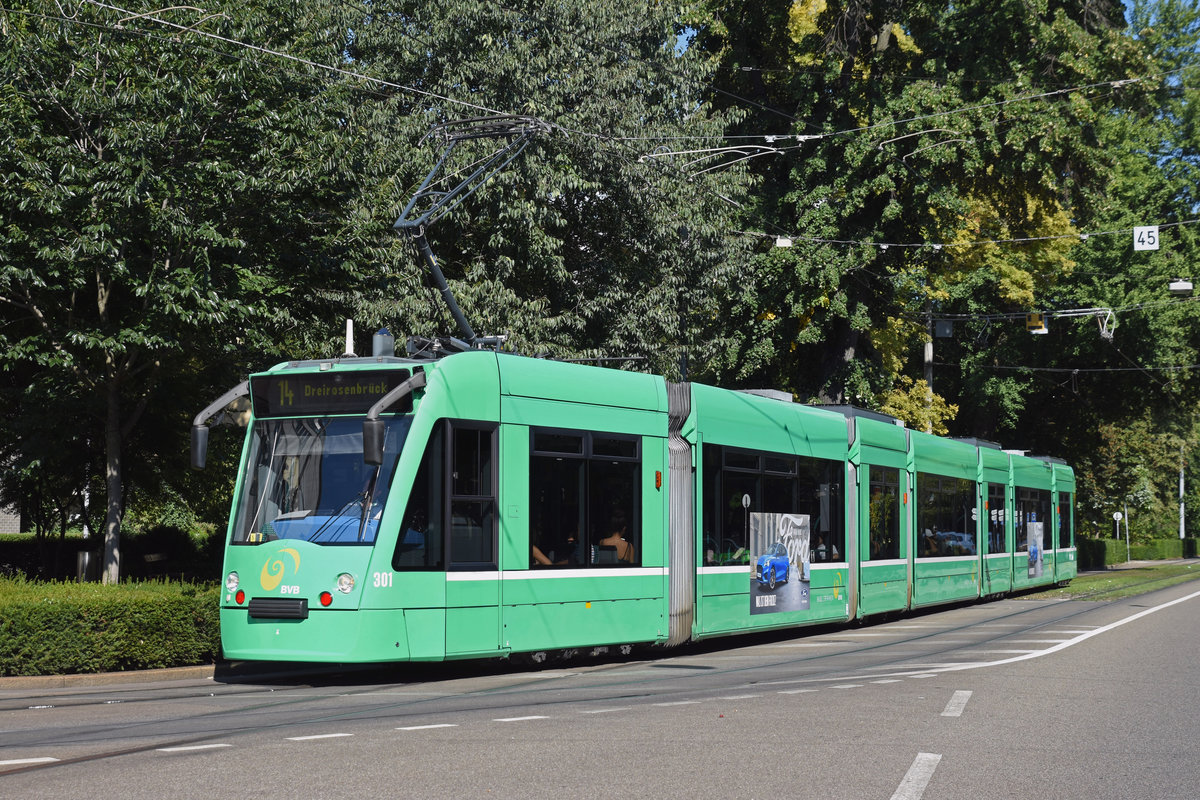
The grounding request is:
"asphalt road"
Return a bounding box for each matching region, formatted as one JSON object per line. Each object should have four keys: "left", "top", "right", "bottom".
{"left": 3, "top": 579, "right": 1200, "bottom": 799}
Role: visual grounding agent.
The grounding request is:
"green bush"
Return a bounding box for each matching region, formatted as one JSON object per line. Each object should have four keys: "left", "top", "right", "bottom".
{"left": 0, "top": 577, "right": 220, "bottom": 676}
{"left": 1085, "top": 536, "right": 1196, "bottom": 565}
{"left": 1077, "top": 537, "right": 1107, "bottom": 570}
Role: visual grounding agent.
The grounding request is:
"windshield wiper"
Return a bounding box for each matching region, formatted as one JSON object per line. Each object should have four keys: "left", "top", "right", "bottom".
{"left": 357, "top": 465, "right": 381, "bottom": 543}
{"left": 307, "top": 492, "right": 370, "bottom": 543}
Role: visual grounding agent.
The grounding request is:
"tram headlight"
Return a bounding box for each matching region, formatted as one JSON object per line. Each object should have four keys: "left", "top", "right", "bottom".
{"left": 225, "top": 571, "right": 240, "bottom": 593}
{"left": 336, "top": 572, "right": 355, "bottom": 594}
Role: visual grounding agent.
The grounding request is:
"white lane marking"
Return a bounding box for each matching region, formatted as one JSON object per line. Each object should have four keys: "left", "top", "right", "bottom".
{"left": 872, "top": 679, "right": 903, "bottom": 684}
{"left": 397, "top": 724, "right": 458, "bottom": 731}
{"left": 286, "top": 733, "right": 353, "bottom": 741}
{"left": 1000, "top": 639, "right": 1071, "bottom": 644}
{"left": 494, "top": 716, "right": 549, "bottom": 722}
{"left": 941, "top": 690, "right": 973, "bottom": 717}
{"left": 863, "top": 588, "right": 1200, "bottom": 679}
{"left": 889, "top": 663, "right": 987, "bottom": 671}
{"left": 957, "top": 649, "right": 1040, "bottom": 655}
{"left": 891, "top": 752, "right": 942, "bottom": 800}
{"left": 0, "top": 757, "right": 60, "bottom": 766}
{"left": 528, "top": 671, "right": 579, "bottom": 678}
{"left": 834, "top": 632, "right": 895, "bottom": 637}
{"left": 833, "top": 684, "right": 863, "bottom": 689}
{"left": 653, "top": 700, "right": 701, "bottom": 706}
{"left": 27, "top": 705, "right": 55, "bottom": 709}
{"left": 777, "top": 688, "right": 818, "bottom": 694}
{"left": 581, "top": 707, "right": 632, "bottom": 714}
{"left": 718, "top": 694, "right": 761, "bottom": 700}
{"left": 156, "top": 744, "right": 233, "bottom": 753}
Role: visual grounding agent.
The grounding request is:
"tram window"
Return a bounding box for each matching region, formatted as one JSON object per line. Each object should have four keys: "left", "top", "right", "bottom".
{"left": 529, "top": 428, "right": 640, "bottom": 569}
{"left": 724, "top": 450, "right": 759, "bottom": 471}
{"left": 764, "top": 455, "right": 797, "bottom": 475}
{"left": 1057, "top": 493, "right": 1074, "bottom": 549}
{"left": 393, "top": 423, "right": 445, "bottom": 570}
{"left": 702, "top": 444, "right": 844, "bottom": 566}
{"left": 593, "top": 436, "right": 638, "bottom": 459}
{"left": 448, "top": 426, "right": 496, "bottom": 566}
{"left": 987, "top": 483, "right": 1006, "bottom": 556}
{"left": 868, "top": 467, "right": 901, "bottom": 561}
{"left": 533, "top": 431, "right": 583, "bottom": 455}
{"left": 1014, "top": 487, "right": 1052, "bottom": 553}
{"left": 916, "top": 473, "right": 976, "bottom": 558}
{"left": 391, "top": 422, "right": 497, "bottom": 570}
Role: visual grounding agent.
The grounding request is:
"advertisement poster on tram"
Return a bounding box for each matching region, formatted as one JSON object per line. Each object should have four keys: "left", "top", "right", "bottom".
{"left": 1027, "top": 520, "right": 1044, "bottom": 578}
{"left": 750, "top": 512, "right": 811, "bottom": 615}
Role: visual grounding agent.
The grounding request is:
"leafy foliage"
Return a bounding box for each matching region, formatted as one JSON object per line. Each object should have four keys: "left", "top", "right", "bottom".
{"left": 2, "top": 0, "right": 1200, "bottom": 573}
{"left": 0, "top": 577, "right": 220, "bottom": 676}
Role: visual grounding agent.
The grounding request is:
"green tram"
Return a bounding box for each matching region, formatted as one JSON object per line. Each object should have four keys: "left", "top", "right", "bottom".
{"left": 193, "top": 345, "right": 1076, "bottom": 663}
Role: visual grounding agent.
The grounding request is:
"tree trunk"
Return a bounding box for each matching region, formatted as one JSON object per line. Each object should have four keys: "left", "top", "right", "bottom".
{"left": 101, "top": 376, "right": 122, "bottom": 584}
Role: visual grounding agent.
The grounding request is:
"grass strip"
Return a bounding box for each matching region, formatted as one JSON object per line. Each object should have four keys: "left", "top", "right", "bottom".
{"left": 1026, "top": 560, "right": 1200, "bottom": 601}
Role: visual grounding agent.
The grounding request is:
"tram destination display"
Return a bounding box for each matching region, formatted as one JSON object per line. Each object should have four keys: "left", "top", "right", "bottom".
{"left": 250, "top": 370, "right": 411, "bottom": 418}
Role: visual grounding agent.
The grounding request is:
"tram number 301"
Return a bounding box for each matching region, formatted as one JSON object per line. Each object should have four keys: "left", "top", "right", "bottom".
{"left": 373, "top": 572, "right": 393, "bottom": 588}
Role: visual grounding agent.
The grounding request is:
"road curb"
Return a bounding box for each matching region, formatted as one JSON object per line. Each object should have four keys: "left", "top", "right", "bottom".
{"left": 0, "top": 664, "right": 216, "bottom": 691}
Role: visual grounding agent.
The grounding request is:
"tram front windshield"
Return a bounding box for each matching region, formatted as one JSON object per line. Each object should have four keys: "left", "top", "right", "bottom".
{"left": 231, "top": 416, "right": 411, "bottom": 545}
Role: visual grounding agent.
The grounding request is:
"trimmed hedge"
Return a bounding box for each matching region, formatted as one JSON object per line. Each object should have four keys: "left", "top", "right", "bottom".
{"left": 0, "top": 578, "right": 220, "bottom": 676}
{"left": 1078, "top": 536, "right": 1198, "bottom": 569}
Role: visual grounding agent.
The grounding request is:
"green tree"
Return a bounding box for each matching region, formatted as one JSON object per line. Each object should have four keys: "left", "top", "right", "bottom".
{"left": 315, "top": 0, "right": 752, "bottom": 376}
{"left": 691, "top": 0, "right": 1137, "bottom": 412}
{"left": 0, "top": 2, "right": 372, "bottom": 580}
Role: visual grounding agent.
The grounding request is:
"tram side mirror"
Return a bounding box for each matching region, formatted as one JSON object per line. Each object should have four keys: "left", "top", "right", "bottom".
{"left": 191, "top": 426, "right": 209, "bottom": 470}
{"left": 363, "top": 419, "right": 385, "bottom": 466}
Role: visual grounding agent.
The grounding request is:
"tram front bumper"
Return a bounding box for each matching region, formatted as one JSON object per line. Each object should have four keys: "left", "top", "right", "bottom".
{"left": 220, "top": 607, "right": 416, "bottom": 663}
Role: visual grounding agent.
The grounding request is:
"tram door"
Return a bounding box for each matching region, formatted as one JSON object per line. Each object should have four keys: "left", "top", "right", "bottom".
{"left": 857, "top": 465, "right": 908, "bottom": 616}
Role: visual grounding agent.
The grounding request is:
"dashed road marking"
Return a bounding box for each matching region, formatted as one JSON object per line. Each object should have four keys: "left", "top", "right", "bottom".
{"left": 286, "top": 733, "right": 353, "bottom": 741}
{"left": 835, "top": 632, "right": 895, "bottom": 637}
{"left": 0, "top": 757, "right": 59, "bottom": 766}
{"left": 941, "top": 690, "right": 973, "bottom": 717}
{"left": 493, "top": 716, "right": 549, "bottom": 722}
{"left": 397, "top": 724, "right": 457, "bottom": 731}
{"left": 156, "top": 744, "right": 233, "bottom": 753}
{"left": 891, "top": 752, "right": 942, "bottom": 800}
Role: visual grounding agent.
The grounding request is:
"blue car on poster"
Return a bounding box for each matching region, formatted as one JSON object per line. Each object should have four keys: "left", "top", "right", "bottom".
{"left": 755, "top": 542, "right": 790, "bottom": 589}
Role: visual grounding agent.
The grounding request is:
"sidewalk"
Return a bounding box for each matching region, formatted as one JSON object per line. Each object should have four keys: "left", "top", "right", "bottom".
{"left": 0, "top": 663, "right": 216, "bottom": 692}
{"left": 1086, "top": 557, "right": 1194, "bottom": 572}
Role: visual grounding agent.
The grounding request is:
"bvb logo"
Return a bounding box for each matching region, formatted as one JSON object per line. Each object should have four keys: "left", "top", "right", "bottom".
{"left": 260, "top": 548, "right": 301, "bottom": 591}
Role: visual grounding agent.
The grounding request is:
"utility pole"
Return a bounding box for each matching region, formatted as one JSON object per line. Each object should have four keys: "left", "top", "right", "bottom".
{"left": 1180, "top": 444, "right": 1186, "bottom": 540}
